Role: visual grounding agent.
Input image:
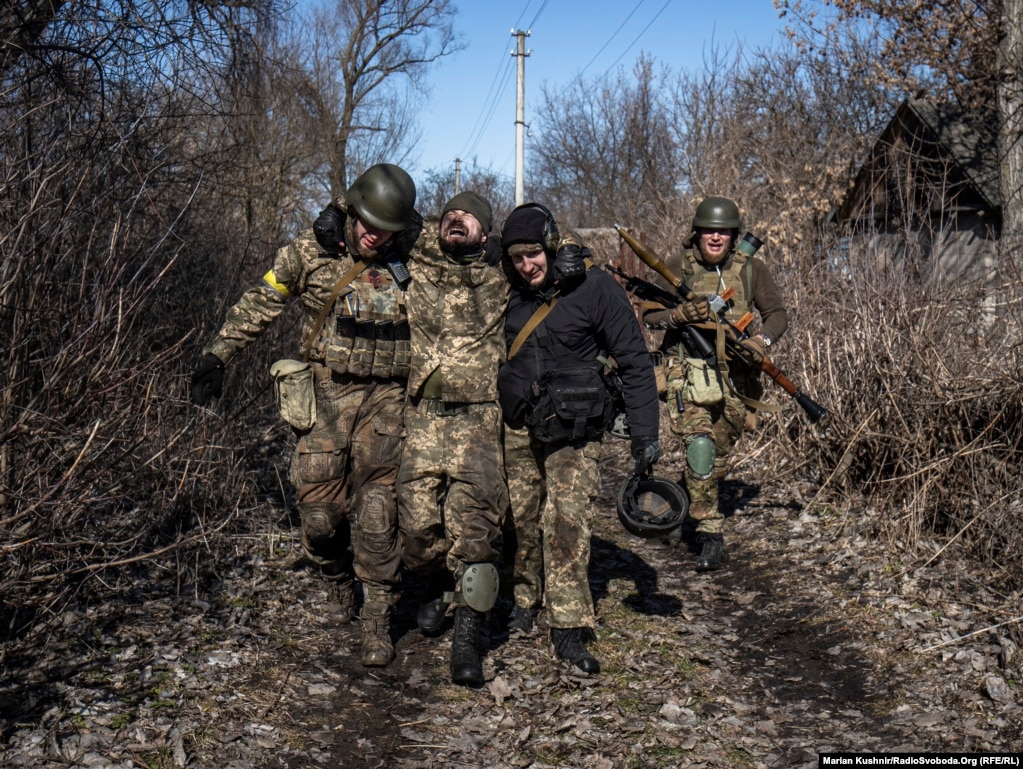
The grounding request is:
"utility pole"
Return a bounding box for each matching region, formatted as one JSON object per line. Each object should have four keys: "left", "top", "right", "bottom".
{"left": 511, "top": 29, "right": 530, "bottom": 206}
{"left": 454, "top": 158, "right": 461, "bottom": 195}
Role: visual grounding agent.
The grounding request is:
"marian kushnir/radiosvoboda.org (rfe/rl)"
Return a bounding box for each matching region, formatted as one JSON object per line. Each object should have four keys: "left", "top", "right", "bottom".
{"left": 819, "top": 754, "right": 1022, "bottom": 767}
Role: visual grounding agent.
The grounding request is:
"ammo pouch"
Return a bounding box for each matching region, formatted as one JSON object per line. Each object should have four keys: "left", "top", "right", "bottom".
{"left": 270, "top": 359, "right": 316, "bottom": 430}
{"left": 681, "top": 356, "right": 725, "bottom": 406}
{"left": 525, "top": 366, "right": 611, "bottom": 444}
{"left": 323, "top": 314, "right": 411, "bottom": 380}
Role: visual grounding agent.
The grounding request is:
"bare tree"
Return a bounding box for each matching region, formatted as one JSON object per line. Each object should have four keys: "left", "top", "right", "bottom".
{"left": 526, "top": 38, "right": 887, "bottom": 264}
{"left": 418, "top": 162, "right": 516, "bottom": 223}
{"left": 0, "top": 0, "right": 295, "bottom": 633}
{"left": 776, "top": 0, "right": 1023, "bottom": 250}
{"left": 527, "top": 57, "right": 683, "bottom": 230}
{"left": 299, "top": 0, "right": 460, "bottom": 196}
{"left": 0, "top": 0, "right": 66, "bottom": 78}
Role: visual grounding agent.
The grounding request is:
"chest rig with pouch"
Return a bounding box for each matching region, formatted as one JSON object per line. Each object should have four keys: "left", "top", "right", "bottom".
{"left": 311, "top": 256, "right": 412, "bottom": 380}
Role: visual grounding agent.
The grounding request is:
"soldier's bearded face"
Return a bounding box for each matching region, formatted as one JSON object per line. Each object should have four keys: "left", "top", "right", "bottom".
{"left": 354, "top": 217, "right": 396, "bottom": 252}
{"left": 439, "top": 210, "right": 486, "bottom": 257}
{"left": 695, "top": 228, "right": 734, "bottom": 265}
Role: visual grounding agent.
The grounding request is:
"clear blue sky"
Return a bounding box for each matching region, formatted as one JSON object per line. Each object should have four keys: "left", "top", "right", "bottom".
{"left": 410, "top": 0, "right": 790, "bottom": 180}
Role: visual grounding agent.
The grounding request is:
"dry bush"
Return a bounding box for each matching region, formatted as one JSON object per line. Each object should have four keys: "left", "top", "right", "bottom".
{"left": 0, "top": 0, "right": 299, "bottom": 642}
{"left": 769, "top": 228, "right": 1023, "bottom": 587}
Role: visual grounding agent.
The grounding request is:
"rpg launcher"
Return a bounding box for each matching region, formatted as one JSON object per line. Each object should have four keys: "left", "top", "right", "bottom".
{"left": 610, "top": 223, "right": 828, "bottom": 424}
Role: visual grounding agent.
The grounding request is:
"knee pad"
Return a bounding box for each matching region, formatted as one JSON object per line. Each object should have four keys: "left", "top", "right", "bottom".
{"left": 686, "top": 434, "right": 716, "bottom": 481}
{"left": 355, "top": 486, "right": 396, "bottom": 535}
{"left": 460, "top": 563, "right": 499, "bottom": 612}
{"left": 301, "top": 503, "right": 341, "bottom": 544}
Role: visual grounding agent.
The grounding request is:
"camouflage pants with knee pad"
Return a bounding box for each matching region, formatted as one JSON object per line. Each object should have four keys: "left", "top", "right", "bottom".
{"left": 668, "top": 390, "right": 745, "bottom": 535}
{"left": 290, "top": 366, "right": 404, "bottom": 600}
{"left": 397, "top": 401, "right": 506, "bottom": 588}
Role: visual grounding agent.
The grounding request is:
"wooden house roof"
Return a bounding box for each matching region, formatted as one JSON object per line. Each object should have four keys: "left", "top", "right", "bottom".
{"left": 833, "top": 96, "right": 1000, "bottom": 224}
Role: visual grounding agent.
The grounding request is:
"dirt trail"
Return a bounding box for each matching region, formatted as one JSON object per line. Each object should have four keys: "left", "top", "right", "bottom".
{"left": 2, "top": 443, "right": 1021, "bottom": 768}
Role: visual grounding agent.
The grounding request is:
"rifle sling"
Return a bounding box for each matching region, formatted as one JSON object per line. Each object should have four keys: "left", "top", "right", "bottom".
{"left": 300, "top": 258, "right": 369, "bottom": 360}
{"left": 508, "top": 293, "right": 559, "bottom": 360}
{"left": 712, "top": 319, "right": 781, "bottom": 413}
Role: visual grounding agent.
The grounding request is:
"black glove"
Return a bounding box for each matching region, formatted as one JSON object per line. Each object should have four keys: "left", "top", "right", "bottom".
{"left": 191, "top": 353, "right": 225, "bottom": 406}
{"left": 553, "top": 244, "right": 589, "bottom": 283}
{"left": 313, "top": 202, "right": 345, "bottom": 252}
{"left": 631, "top": 438, "right": 660, "bottom": 476}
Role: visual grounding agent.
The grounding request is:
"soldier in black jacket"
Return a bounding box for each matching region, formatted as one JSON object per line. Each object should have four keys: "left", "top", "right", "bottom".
{"left": 497, "top": 203, "right": 660, "bottom": 674}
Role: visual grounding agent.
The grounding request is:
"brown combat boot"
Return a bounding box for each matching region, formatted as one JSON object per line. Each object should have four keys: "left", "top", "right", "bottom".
{"left": 360, "top": 601, "right": 395, "bottom": 667}
{"left": 327, "top": 577, "right": 357, "bottom": 624}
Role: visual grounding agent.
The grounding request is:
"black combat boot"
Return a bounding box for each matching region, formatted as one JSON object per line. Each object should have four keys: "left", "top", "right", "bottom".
{"left": 417, "top": 570, "right": 454, "bottom": 634}
{"left": 507, "top": 603, "right": 537, "bottom": 633}
{"left": 450, "top": 606, "right": 485, "bottom": 688}
{"left": 695, "top": 533, "right": 725, "bottom": 571}
{"left": 551, "top": 627, "right": 600, "bottom": 674}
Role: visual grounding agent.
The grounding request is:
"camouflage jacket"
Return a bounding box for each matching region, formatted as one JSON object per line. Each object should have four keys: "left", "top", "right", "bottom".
{"left": 643, "top": 247, "right": 789, "bottom": 359}
{"left": 406, "top": 221, "right": 509, "bottom": 402}
{"left": 203, "top": 195, "right": 422, "bottom": 378}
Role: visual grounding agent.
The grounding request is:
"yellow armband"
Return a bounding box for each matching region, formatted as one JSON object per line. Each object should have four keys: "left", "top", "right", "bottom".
{"left": 262, "top": 270, "right": 291, "bottom": 297}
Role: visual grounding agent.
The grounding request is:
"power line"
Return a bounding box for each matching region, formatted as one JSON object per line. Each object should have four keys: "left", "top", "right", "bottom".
{"left": 524, "top": 0, "right": 549, "bottom": 30}
{"left": 597, "top": 0, "right": 672, "bottom": 81}
{"left": 578, "top": 0, "right": 648, "bottom": 77}
{"left": 456, "top": 0, "right": 539, "bottom": 163}
{"left": 457, "top": 46, "right": 515, "bottom": 160}
{"left": 463, "top": 55, "right": 517, "bottom": 160}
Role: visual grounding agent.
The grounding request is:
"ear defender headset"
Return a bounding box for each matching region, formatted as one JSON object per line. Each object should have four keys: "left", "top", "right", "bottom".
{"left": 511, "top": 202, "right": 560, "bottom": 256}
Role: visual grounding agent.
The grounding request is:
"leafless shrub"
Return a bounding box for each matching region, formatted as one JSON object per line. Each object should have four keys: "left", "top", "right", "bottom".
{"left": 0, "top": 0, "right": 301, "bottom": 641}
{"left": 0, "top": 0, "right": 463, "bottom": 643}
{"left": 770, "top": 214, "right": 1023, "bottom": 585}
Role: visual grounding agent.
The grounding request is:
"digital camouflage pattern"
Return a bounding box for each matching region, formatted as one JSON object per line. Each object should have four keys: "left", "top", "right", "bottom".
{"left": 503, "top": 425, "right": 543, "bottom": 609}
{"left": 397, "top": 225, "right": 509, "bottom": 589}
{"left": 405, "top": 221, "right": 509, "bottom": 402}
{"left": 398, "top": 401, "right": 507, "bottom": 580}
{"left": 504, "top": 431, "right": 602, "bottom": 629}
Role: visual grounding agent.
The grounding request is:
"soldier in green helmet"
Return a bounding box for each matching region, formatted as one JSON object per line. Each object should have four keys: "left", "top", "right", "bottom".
{"left": 190, "top": 163, "right": 422, "bottom": 667}
{"left": 642, "top": 196, "right": 789, "bottom": 570}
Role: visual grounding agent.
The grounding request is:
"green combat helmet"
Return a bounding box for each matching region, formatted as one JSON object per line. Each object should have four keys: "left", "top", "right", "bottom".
{"left": 692, "top": 196, "right": 741, "bottom": 231}
{"left": 346, "top": 163, "right": 417, "bottom": 232}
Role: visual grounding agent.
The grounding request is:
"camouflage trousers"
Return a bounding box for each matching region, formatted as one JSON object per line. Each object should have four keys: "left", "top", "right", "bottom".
{"left": 666, "top": 378, "right": 746, "bottom": 536}
{"left": 397, "top": 400, "right": 507, "bottom": 584}
{"left": 504, "top": 426, "right": 601, "bottom": 629}
{"left": 289, "top": 365, "right": 404, "bottom": 602}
